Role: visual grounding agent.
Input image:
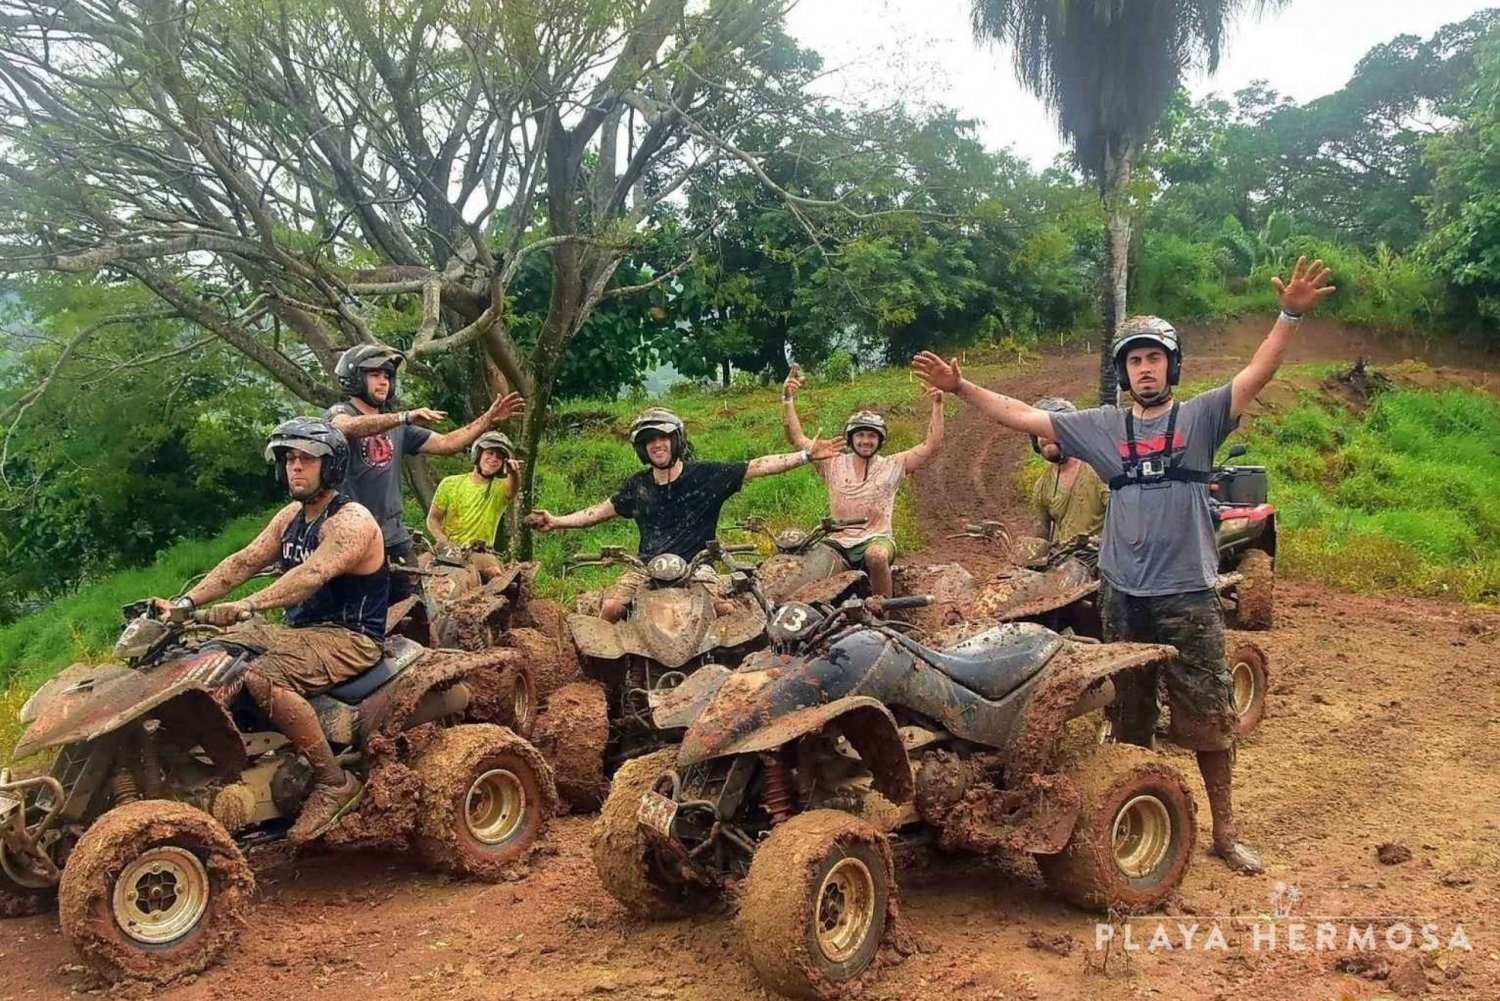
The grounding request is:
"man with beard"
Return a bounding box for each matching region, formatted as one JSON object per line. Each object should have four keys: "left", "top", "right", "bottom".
{"left": 1028, "top": 397, "right": 1108, "bottom": 545}
{"left": 426, "top": 431, "right": 520, "bottom": 582}
{"left": 781, "top": 367, "right": 945, "bottom": 598}
{"left": 154, "top": 418, "right": 387, "bottom": 841}
{"left": 526, "top": 408, "right": 844, "bottom": 622}
{"left": 913, "top": 256, "right": 1335, "bottom": 873}
{"left": 327, "top": 345, "right": 524, "bottom": 599}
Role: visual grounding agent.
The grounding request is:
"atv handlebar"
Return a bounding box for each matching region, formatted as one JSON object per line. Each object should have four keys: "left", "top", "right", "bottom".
{"left": 875, "top": 594, "right": 934, "bottom": 611}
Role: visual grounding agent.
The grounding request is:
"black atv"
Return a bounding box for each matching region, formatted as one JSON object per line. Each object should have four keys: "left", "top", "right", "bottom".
{"left": 1211, "top": 443, "right": 1277, "bottom": 630}
{"left": 591, "top": 594, "right": 1195, "bottom": 999}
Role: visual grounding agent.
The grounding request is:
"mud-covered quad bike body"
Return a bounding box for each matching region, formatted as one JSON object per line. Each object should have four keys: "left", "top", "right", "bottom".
{"left": 0, "top": 600, "right": 556, "bottom": 984}
{"left": 1209, "top": 444, "right": 1277, "bottom": 631}
{"left": 594, "top": 596, "right": 1198, "bottom": 998}
{"left": 739, "top": 516, "right": 873, "bottom": 606}
{"left": 532, "top": 541, "right": 770, "bottom": 811}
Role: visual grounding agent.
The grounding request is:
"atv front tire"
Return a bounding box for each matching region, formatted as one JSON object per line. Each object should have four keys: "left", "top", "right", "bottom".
{"left": 739, "top": 810, "right": 895, "bottom": 1000}
{"left": 1233, "top": 549, "right": 1274, "bottom": 630}
{"left": 531, "top": 681, "right": 609, "bottom": 812}
{"left": 57, "top": 800, "right": 253, "bottom": 984}
{"left": 592, "top": 749, "right": 713, "bottom": 920}
{"left": 1037, "top": 745, "right": 1195, "bottom": 913}
{"left": 412, "top": 724, "right": 556, "bottom": 880}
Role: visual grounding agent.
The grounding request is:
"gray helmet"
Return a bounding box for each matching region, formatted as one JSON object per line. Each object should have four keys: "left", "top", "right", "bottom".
{"left": 1111, "top": 316, "right": 1182, "bottom": 393}
{"left": 265, "top": 416, "right": 350, "bottom": 491}
{"left": 1030, "top": 397, "right": 1076, "bottom": 457}
{"left": 335, "top": 344, "right": 405, "bottom": 407}
{"left": 629, "top": 408, "right": 686, "bottom": 465}
{"left": 470, "top": 430, "right": 515, "bottom": 467}
{"left": 843, "top": 410, "right": 887, "bottom": 449}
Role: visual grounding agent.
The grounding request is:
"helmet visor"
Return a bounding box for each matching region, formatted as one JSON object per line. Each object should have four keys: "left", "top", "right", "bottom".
{"left": 265, "top": 437, "right": 334, "bottom": 463}
{"left": 631, "top": 421, "right": 679, "bottom": 442}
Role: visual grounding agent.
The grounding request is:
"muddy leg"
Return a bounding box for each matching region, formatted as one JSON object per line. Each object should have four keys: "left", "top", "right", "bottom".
{"left": 1196, "top": 748, "right": 1262, "bottom": 874}
{"left": 600, "top": 599, "right": 628, "bottom": 623}
{"left": 245, "top": 671, "right": 342, "bottom": 785}
{"left": 864, "top": 543, "right": 894, "bottom": 599}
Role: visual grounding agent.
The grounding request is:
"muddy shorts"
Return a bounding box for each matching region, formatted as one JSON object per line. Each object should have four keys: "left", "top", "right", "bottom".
{"left": 223, "top": 622, "right": 382, "bottom": 696}
{"left": 823, "top": 535, "right": 898, "bottom": 568}
{"left": 602, "top": 566, "right": 727, "bottom": 608}
{"left": 1098, "top": 581, "right": 1237, "bottom": 752}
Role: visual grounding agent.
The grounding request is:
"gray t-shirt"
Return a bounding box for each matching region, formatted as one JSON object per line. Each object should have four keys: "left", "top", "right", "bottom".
{"left": 1051, "top": 383, "right": 1237, "bottom": 597}
{"left": 326, "top": 402, "right": 433, "bottom": 547}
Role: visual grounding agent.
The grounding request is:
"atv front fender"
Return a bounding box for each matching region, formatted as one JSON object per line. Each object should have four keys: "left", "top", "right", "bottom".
{"left": 650, "top": 664, "right": 732, "bottom": 730}
{"left": 1006, "top": 641, "right": 1175, "bottom": 776}
{"left": 683, "top": 695, "right": 913, "bottom": 806}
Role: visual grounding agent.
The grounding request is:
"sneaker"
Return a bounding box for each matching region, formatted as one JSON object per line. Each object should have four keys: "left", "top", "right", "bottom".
{"left": 290, "top": 771, "right": 364, "bottom": 843}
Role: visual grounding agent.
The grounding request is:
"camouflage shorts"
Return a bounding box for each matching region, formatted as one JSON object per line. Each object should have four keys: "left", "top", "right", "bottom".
{"left": 1098, "top": 581, "right": 1237, "bottom": 751}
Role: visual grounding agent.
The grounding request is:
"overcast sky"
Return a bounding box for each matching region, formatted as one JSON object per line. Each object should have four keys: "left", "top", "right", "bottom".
{"left": 785, "top": 0, "right": 1497, "bottom": 167}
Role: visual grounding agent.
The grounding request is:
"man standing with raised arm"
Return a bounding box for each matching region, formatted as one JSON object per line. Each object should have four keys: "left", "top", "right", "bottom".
{"left": 913, "top": 257, "right": 1335, "bottom": 873}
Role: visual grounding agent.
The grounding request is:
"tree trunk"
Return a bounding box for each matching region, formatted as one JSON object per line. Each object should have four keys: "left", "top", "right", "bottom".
{"left": 721, "top": 357, "right": 731, "bottom": 387}
{"left": 1098, "top": 140, "right": 1137, "bottom": 406}
{"left": 406, "top": 454, "right": 437, "bottom": 511}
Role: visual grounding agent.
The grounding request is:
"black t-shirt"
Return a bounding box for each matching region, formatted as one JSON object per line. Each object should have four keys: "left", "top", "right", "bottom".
{"left": 610, "top": 461, "right": 749, "bottom": 560}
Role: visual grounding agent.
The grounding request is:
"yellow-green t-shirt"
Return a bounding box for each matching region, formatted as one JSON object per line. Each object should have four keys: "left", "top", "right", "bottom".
{"left": 1030, "top": 462, "right": 1109, "bottom": 544}
{"left": 433, "top": 473, "right": 510, "bottom": 546}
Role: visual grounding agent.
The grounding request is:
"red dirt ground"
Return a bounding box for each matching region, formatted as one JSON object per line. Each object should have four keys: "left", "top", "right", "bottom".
{"left": 3, "top": 318, "right": 1498, "bottom": 1001}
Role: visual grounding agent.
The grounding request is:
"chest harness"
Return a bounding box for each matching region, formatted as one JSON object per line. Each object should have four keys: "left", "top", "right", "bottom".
{"left": 1107, "top": 402, "right": 1212, "bottom": 490}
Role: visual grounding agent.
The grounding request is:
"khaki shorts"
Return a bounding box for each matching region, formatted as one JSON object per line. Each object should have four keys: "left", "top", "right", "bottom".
{"left": 224, "top": 622, "right": 382, "bottom": 696}
{"left": 603, "top": 566, "right": 727, "bottom": 607}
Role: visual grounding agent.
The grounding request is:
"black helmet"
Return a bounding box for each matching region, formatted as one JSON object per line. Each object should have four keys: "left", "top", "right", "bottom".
{"left": 265, "top": 417, "right": 350, "bottom": 492}
{"left": 629, "top": 408, "right": 687, "bottom": 465}
{"left": 843, "top": 410, "right": 887, "bottom": 449}
{"left": 1030, "top": 397, "right": 1076, "bottom": 456}
{"left": 471, "top": 430, "right": 515, "bottom": 466}
{"left": 335, "top": 344, "right": 405, "bottom": 408}
{"left": 1111, "top": 316, "right": 1182, "bottom": 395}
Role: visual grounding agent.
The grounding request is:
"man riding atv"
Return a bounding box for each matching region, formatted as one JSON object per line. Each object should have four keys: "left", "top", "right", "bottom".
{"left": 526, "top": 408, "right": 843, "bottom": 621}
{"left": 326, "top": 344, "right": 525, "bottom": 600}
{"left": 1029, "top": 397, "right": 1108, "bottom": 546}
{"left": 425, "top": 430, "right": 521, "bottom": 583}
{"left": 152, "top": 417, "right": 388, "bottom": 843}
{"left": 782, "top": 366, "right": 944, "bottom": 597}
{"left": 915, "top": 255, "right": 1336, "bottom": 874}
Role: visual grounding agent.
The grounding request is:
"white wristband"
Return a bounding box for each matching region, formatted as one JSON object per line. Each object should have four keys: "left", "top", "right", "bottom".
{"left": 800, "top": 448, "right": 811, "bottom": 465}
{"left": 1279, "top": 309, "right": 1303, "bottom": 325}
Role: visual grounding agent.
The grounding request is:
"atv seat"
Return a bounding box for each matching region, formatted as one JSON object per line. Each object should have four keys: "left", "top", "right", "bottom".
{"left": 327, "top": 636, "right": 426, "bottom": 703}
{"left": 921, "top": 622, "right": 1064, "bottom": 701}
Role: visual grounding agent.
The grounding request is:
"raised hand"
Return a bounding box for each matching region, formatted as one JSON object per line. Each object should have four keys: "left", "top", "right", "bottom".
{"left": 486, "top": 391, "right": 526, "bottom": 424}
{"left": 1271, "top": 256, "right": 1336, "bottom": 315}
{"left": 783, "top": 363, "right": 803, "bottom": 399}
{"left": 912, "top": 351, "right": 963, "bottom": 393}
{"left": 524, "top": 509, "right": 557, "bottom": 532}
{"left": 405, "top": 406, "right": 447, "bottom": 426}
{"left": 806, "top": 434, "right": 846, "bottom": 462}
{"left": 922, "top": 384, "right": 944, "bottom": 406}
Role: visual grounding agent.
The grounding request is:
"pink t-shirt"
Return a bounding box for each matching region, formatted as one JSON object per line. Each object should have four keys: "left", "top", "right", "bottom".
{"left": 817, "top": 452, "right": 906, "bottom": 543}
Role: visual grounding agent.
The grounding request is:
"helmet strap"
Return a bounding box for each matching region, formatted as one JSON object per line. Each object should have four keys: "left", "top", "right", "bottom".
{"left": 1129, "top": 385, "right": 1173, "bottom": 409}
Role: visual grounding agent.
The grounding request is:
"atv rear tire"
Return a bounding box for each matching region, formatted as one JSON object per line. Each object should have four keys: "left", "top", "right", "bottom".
{"left": 1037, "top": 745, "right": 1195, "bottom": 913}
{"left": 57, "top": 800, "right": 253, "bottom": 984}
{"left": 531, "top": 681, "right": 609, "bottom": 812}
{"left": 740, "top": 810, "right": 894, "bottom": 1000}
{"left": 464, "top": 654, "right": 537, "bottom": 739}
{"left": 1233, "top": 549, "right": 1274, "bottom": 630}
{"left": 412, "top": 724, "right": 557, "bottom": 880}
{"left": 1229, "top": 640, "right": 1270, "bottom": 737}
{"left": 591, "top": 749, "right": 713, "bottom": 920}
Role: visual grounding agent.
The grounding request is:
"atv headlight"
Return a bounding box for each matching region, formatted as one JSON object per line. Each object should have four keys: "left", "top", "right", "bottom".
{"left": 647, "top": 553, "right": 689, "bottom": 584}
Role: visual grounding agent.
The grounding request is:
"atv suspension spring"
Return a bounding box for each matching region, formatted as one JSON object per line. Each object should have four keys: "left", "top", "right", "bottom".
{"left": 760, "top": 753, "right": 795, "bottom": 825}
{"left": 110, "top": 768, "right": 140, "bottom": 805}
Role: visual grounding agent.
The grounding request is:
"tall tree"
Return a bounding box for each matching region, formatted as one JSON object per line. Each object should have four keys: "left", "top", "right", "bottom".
{"left": 971, "top": 0, "right": 1287, "bottom": 402}
{"left": 0, "top": 0, "right": 864, "bottom": 554}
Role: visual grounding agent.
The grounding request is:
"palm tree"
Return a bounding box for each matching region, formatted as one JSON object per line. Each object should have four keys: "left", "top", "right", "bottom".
{"left": 972, "top": 0, "right": 1287, "bottom": 403}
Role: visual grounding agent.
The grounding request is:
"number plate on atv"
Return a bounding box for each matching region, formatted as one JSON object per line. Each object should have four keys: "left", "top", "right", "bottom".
{"left": 637, "top": 790, "right": 678, "bottom": 839}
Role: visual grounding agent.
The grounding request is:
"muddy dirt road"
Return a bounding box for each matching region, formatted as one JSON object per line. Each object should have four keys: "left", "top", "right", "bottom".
{"left": 4, "top": 320, "right": 1499, "bottom": 1001}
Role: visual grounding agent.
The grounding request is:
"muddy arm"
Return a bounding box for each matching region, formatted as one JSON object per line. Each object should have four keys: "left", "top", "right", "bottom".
{"left": 185, "top": 505, "right": 296, "bottom": 606}
{"left": 240, "top": 506, "right": 379, "bottom": 610}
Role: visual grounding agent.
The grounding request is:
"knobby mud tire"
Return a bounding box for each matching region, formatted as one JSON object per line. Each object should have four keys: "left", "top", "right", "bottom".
{"left": 57, "top": 800, "right": 253, "bottom": 984}
{"left": 412, "top": 724, "right": 557, "bottom": 881}
{"left": 591, "top": 749, "right": 713, "bottom": 921}
{"left": 464, "top": 655, "right": 538, "bottom": 739}
{"left": 739, "top": 810, "right": 896, "bottom": 1001}
{"left": 1036, "top": 744, "right": 1195, "bottom": 913}
{"left": 531, "top": 681, "right": 609, "bottom": 812}
{"left": 1233, "top": 549, "right": 1274, "bottom": 630}
{"left": 1229, "top": 639, "right": 1270, "bottom": 738}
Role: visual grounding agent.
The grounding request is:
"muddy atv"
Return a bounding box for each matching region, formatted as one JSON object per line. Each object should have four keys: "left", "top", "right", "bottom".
{"left": 959, "top": 529, "right": 1270, "bottom": 739}
{"left": 593, "top": 594, "right": 1196, "bottom": 999}
{"left": 1211, "top": 444, "right": 1277, "bottom": 630}
{"left": 531, "top": 540, "right": 769, "bottom": 812}
{"left": 737, "top": 516, "right": 874, "bottom": 605}
{"left": 386, "top": 542, "right": 576, "bottom": 736}
{"left": 0, "top": 599, "right": 557, "bottom": 984}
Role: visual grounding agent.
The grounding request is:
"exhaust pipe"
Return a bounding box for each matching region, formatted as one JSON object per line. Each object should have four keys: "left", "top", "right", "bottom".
{"left": 404, "top": 683, "right": 471, "bottom": 730}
